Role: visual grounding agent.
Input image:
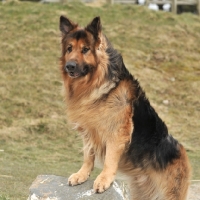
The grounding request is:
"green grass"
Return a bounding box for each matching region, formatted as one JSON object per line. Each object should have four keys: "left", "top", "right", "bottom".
{"left": 0, "top": 1, "right": 200, "bottom": 199}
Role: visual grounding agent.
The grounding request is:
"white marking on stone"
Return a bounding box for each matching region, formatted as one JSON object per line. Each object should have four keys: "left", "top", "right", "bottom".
{"left": 29, "top": 193, "right": 39, "bottom": 200}
{"left": 77, "top": 189, "right": 95, "bottom": 198}
{"left": 40, "top": 177, "right": 49, "bottom": 184}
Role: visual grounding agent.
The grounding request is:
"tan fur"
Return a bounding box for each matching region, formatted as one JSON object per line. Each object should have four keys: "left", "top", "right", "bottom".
{"left": 65, "top": 73, "right": 135, "bottom": 192}
{"left": 60, "top": 16, "right": 191, "bottom": 199}
{"left": 66, "top": 79, "right": 135, "bottom": 161}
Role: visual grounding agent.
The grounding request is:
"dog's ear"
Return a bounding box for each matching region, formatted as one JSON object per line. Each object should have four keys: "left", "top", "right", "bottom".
{"left": 85, "top": 16, "right": 101, "bottom": 41}
{"left": 60, "top": 16, "right": 77, "bottom": 35}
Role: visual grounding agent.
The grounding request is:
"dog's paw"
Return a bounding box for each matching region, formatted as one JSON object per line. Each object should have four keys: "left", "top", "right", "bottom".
{"left": 68, "top": 172, "right": 89, "bottom": 186}
{"left": 93, "top": 173, "right": 114, "bottom": 193}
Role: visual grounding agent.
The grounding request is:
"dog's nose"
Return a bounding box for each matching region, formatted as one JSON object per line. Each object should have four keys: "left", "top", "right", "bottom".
{"left": 65, "top": 61, "right": 77, "bottom": 72}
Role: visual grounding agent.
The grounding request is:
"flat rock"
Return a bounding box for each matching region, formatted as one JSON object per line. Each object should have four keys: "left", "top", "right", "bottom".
{"left": 28, "top": 175, "right": 129, "bottom": 200}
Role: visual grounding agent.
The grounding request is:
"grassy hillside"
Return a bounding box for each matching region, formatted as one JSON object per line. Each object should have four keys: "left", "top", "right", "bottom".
{"left": 0, "top": 1, "right": 200, "bottom": 199}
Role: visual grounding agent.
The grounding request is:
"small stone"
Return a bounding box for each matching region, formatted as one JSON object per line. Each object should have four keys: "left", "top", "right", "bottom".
{"left": 163, "top": 100, "right": 169, "bottom": 105}
{"left": 170, "top": 77, "right": 175, "bottom": 82}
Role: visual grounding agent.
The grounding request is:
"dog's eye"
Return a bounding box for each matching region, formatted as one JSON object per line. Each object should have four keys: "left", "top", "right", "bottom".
{"left": 67, "top": 46, "right": 72, "bottom": 53}
{"left": 82, "top": 47, "right": 90, "bottom": 54}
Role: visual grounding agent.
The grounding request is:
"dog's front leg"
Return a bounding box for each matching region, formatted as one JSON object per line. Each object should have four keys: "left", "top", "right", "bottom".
{"left": 93, "top": 139, "right": 125, "bottom": 193}
{"left": 68, "top": 143, "right": 95, "bottom": 186}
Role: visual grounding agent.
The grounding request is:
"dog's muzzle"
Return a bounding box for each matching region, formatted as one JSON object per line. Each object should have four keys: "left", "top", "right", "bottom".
{"left": 65, "top": 61, "right": 79, "bottom": 77}
{"left": 65, "top": 61, "right": 76, "bottom": 73}
{"left": 64, "top": 61, "right": 90, "bottom": 78}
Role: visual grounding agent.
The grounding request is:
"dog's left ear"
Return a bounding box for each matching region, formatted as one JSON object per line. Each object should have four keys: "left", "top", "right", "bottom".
{"left": 85, "top": 16, "right": 101, "bottom": 41}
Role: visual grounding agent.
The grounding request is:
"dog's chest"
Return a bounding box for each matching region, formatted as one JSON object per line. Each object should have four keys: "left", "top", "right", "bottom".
{"left": 66, "top": 80, "right": 134, "bottom": 146}
{"left": 67, "top": 101, "right": 121, "bottom": 134}
{"left": 67, "top": 95, "right": 132, "bottom": 135}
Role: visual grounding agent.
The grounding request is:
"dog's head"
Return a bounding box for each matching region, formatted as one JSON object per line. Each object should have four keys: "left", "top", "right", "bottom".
{"left": 60, "top": 16, "right": 102, "bottom": 79}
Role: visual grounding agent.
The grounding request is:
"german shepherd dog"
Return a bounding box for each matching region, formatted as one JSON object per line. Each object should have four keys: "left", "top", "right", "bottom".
{"left": 59, "top": 16, "right": 191, "bottom": 200}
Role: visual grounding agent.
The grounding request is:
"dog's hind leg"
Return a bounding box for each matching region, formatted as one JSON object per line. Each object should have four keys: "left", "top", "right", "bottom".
{"left": 128, "top": 146, "right": 191, "bottom": 200}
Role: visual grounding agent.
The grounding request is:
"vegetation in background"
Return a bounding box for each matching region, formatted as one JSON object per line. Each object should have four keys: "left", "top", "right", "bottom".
{"left": 0, "top": 1, "right": 199, "bottom": 199}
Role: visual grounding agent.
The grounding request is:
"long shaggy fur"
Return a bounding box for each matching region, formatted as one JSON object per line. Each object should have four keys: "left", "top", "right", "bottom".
{"left": 59, "top": 16, "right": 191, "bottom": 200}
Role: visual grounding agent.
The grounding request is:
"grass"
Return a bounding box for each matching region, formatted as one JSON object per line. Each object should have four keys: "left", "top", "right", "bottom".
{"left": 0, "top": 1, "right": 200, "bottom": 199}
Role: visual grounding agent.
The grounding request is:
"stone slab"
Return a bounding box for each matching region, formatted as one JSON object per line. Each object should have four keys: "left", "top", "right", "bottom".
{"left": 28, "top": 175, "right": 129, "bottom": 200}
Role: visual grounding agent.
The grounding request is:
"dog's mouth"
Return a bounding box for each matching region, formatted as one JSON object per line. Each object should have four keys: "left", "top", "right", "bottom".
{"left": 68, "top": 72, "right": 80, "bottom": 78}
